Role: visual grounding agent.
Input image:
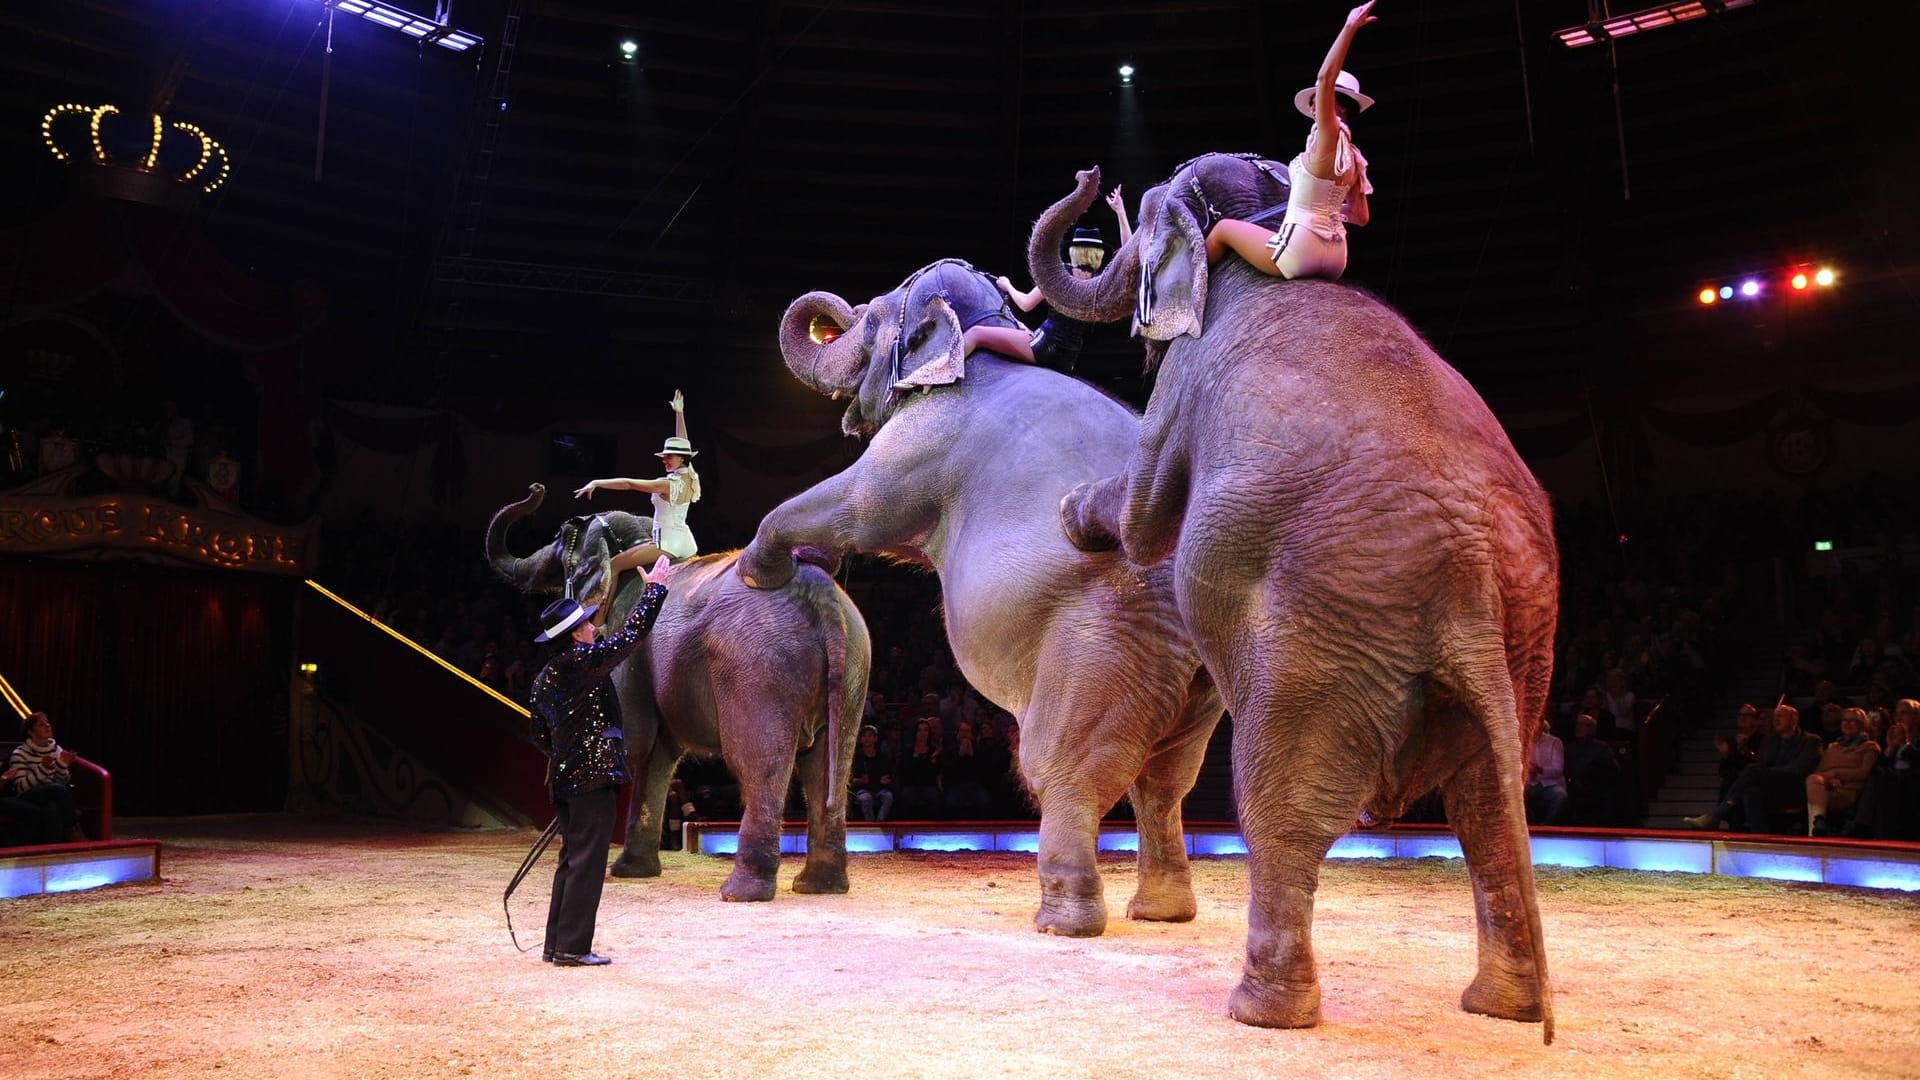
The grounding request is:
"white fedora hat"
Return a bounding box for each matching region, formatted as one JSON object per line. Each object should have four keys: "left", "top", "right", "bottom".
{"left": 1294, "top": 70, "right": 1374, "bottom": 118}
{"left": 654, "top": 436, "right": 698, "bottom": 458}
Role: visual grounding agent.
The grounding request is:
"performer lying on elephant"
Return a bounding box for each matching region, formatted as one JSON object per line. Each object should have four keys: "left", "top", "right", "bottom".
{"left": 575, "top": 390, "right": 703, "bottom": 599}
{"left": 994, "top": 185, "right": 1132, "bottom": 372}
{"left": 1206, "top": 1, "right": 1376, "bottom": 281}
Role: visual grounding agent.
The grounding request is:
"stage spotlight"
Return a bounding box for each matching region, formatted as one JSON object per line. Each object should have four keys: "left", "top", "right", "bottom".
{"left": 1697, "top": 287, "right": 1717, "bottom": 305}
{"left": 1739, "top": 280, "right": 1761, "bottom": 298}
{"left": 620, "top": 39, "right": 638, "bottom": 58}
{"left": 1718, "top": 285, "right": 1733, "bottom": 300}
{"left": 1118, "top": 63, "right": 1135, "bottom": 83}
{"left": 1790, "top": 272, "right": 1808, "bottom": 290}
{"left": 1814, "top": 267, "right": 1835, "bottom": 287}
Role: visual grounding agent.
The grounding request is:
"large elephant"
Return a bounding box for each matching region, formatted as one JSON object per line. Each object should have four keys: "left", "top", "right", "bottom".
{"left": 487, "top": 483, "right": 870, "bottom": 902}
{"left": 737, "top": 258, "right": 1224, "bottom": 937}
{"left": 1031, "top": 167, "right": 1560, "bottom": 1040}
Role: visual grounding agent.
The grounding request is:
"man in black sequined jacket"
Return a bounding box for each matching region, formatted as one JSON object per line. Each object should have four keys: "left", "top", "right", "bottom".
{"left": 528, "top": 557, "right": 671, "bottom": 967}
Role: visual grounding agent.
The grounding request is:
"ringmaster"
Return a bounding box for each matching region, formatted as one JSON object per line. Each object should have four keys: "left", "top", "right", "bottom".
{"left": 529, "top": 554, "right": 672, "bottom": 967}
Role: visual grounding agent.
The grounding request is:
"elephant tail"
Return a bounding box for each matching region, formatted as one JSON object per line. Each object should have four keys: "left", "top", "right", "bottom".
{"left": 805, "top": 564, "right": 872, "bottom": 826}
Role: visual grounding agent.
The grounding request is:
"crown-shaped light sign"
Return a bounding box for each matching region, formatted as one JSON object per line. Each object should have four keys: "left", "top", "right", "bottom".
{"left": 41, "top": 103, "right": 231, "bottom": 194}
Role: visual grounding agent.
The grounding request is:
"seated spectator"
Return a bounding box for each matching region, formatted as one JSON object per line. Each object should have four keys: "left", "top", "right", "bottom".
{"left": 849, "top": 725, "right": 895, "bottom": 822}
{"left": 1525, "top": 722, "right": 1567, "bottom": 825}
{"left": 1562, "top": 713, "right": 1622, "bottom": 826}
{"left": 942, "top": 719, "right": 993, "bottom": 819}
{"left": 4, "top": 712, "right": 82, "bottom": 843}
{"left": 897, "top": 720, "right": 942, "bottom": 818}
{"left": 1805, "top": 707, "right": 1881, "bottom": 835}
{"left": 1849, "top": 701, "right": 1919, "bottom": 839}
{"left": 1714, "top": 704, "right": 1763, "bottom": 801}
{"left": 1685, "top": 704, "right": 1822, "bottom": 833}
{"left": 1813, "top": 701, "right": 1848, "bottom": 744}
{"left": 0, "top": 788, "right": 51, "bottom": 847}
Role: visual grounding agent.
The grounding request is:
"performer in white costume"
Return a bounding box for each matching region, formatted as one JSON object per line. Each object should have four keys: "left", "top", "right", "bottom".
{"left": 575, "top": 391, "right": 703, "bottom": 593}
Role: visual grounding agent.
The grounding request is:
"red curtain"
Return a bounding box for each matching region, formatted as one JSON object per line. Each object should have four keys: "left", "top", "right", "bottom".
{"left": 0, "top": 558, "right": 292, "bottom": 815}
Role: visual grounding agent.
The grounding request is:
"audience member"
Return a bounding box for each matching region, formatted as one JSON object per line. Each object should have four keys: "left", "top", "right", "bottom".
{"left": 1686, "top": 704, "right": 1822, "bottom": 833}
{"left": 4, "top": 712, "right": 82, "bottom": 843}
{"left": 1525, "top": 722, "right": 1568, "bottom": 825}
{"left": 1714, "top": 704, "right": 1764, "bottom": 801}
{"left": 942, "top": 719, "right": 993, "bottom": 819}
{"left": 898, "top": 720, "right": 942, "bottom": 818}
{"left": 849, "top": 725, "right": 895, "bottom": 822}
{"left": 1804, "top": 707, "right": 1882, "bottom": 835}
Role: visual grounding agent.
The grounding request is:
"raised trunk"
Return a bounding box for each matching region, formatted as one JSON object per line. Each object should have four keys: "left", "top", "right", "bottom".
{"left": 778, "top": 291, "right": 869, "bottom": 396}
{"left": 485, "top": 483, "right": 564, "bottom": 594}
{"left": 1028, "top": 166, "right": 1143, "bottom": 325}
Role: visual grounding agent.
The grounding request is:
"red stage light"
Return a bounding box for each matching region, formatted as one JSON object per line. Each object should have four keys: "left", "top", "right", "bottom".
{"left": 1790, "top": 272, "right": 1809, "bottom": 290}
{"left": 1697, "top": 287, "right": 1717, "bottom": 305}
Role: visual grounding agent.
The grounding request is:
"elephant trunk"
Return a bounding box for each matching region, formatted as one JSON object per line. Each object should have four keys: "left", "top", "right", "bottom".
{"left": 778, "top": 291, "right": 868, "bottom": 397}
{"left": 485, "top": 483, "right": 564, "bottom": 594}
{"left": 1027, "top": 167, "right": 1143, "bottom": 325}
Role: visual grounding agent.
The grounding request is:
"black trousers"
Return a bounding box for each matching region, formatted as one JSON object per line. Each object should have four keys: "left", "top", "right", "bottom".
{"left": 17, "top": 783, "right": 77, "bottom": 843}
{"left": 545, "top": 785, "right": 616, "bottom": 957}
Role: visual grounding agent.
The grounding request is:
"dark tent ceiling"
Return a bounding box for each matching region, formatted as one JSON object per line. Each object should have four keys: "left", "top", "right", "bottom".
{"left": 5, "top": 1, "right": 1915, "bottom": 420}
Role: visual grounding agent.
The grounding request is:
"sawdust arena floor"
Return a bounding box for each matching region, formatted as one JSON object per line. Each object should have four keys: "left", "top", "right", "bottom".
{"left": 2, "top": 815, "right": 1916, "bottom": 1079}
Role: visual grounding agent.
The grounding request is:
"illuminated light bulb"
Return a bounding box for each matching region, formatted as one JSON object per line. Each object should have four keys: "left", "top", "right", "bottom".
{"left": 1790, "top": 272, "right": 1808, "bottom": 290}
{"left": 620, "top": 40, "right": 637, "bottom": 57}
{"left": 1739, "top": 280, "right": 1760, "bottom": 298}
{"left": 1718, "top": 285, "right": 1733, "bottom": 300}
{"left": 1814, "top": 267, "right": 1835, "bottom": 287}
{"left": 1697, "top": 287, "right": 1717, "bottom": 305}
{"left": 1119, "top": 64, "right": 1136, "bottom": 79}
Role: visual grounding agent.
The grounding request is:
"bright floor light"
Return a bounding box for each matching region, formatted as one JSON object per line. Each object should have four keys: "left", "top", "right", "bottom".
{"left": 1791, "top": 272, "right": 1808, "bottom": 290}
{"left": 1739, "top": 280, "right": 1761, "bottom": 297}
{"left": 1814, "top": 267, "right": 1836, "bottom": 287}
{"left": 1697, "top": 287, "right": 1717, "bottom": 305}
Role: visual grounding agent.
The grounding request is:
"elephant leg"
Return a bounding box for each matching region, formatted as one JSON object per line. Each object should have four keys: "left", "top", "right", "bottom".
{"left": 792, "top": 735, "right": 851, "bottom": 895}
{"left": 1226, "top": 664, "right": 1395, "bottom": 1029}
{"left": 1440, "top": 749, "right": 1548, "bottom": 1025}
{"left": 1021, "top": 681, "right": 1155, "bottom": 938}
{"left": 722, "top": 738, "right": 799, "bottom": 903}
{"left": 611, "top": 743, "right": 679, "bottom": 878}
{"left": 1125, "top": 680, "right": 1222, "bottom": 923}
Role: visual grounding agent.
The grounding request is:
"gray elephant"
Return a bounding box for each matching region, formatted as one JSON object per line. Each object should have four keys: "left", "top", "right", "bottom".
{"left": 487, "top": 483, "right": 870, "bottom": 902}
{"left": 737, "top": 258, "right": 1224, "bottom": 938}
{"left": 1030, "top": 167, "right": 1559, "bottom": 1040}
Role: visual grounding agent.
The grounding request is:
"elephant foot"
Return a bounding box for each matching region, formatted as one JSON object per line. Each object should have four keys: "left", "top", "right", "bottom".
{"left": 609, "top": 850, "right": 662, "bottom": 879}
{"left": 1461, "top": 968, "right": 1545, "bottom": 1024}
{"left": 1125, "top": 884, "right": 1197, "bottom": 923}
{"left": 1059, "top": 484, "right": 1120, "bottom": 553}
{"left": 719, "top": 865, "right": 779, "bottom": 903}
{"left": 791, "top": 862, "right": 850, "bottom": 895}
{"left": 1033, "top": 894, "right": 1108, "bottom": 937}
{"left": 1228, "top": 974, "right": 1322, "bottom": 1029}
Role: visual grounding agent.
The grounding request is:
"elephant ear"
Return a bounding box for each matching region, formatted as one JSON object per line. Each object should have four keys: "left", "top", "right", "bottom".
{"left": 890, "top": 293, "right": 967, "bottom": 390}
{"left": 1136, "top": 190, "right": 1210, "bottom": 342}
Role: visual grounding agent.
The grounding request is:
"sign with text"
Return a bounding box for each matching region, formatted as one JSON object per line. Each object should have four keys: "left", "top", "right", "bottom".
{"left": 0, "top": 494, "right": 316, "bottom": 575}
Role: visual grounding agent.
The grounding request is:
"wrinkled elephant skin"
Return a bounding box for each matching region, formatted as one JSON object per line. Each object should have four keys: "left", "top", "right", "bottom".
{"left": 1036, "top": 168, "right": 1562, "bottom": 1042}
{"left": 748, "top": 262, "right": 1225, "bottom": 936}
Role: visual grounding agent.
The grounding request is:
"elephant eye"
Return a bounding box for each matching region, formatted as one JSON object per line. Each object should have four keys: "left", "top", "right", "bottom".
{"left": 906, "top": 323, "right": 933, "bottom": 351}
{"left": 808, "top": 314, "right": 843, "bottom": 345}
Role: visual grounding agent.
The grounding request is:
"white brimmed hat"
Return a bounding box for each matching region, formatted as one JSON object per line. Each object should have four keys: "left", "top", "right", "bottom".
{"left": 534, "top": 596, "right": 598, "bottom": 643}
{"left": 1294, "top": 70, "right": 1374, "bottom": 118}
{"left": 655, "top": 436, "right": 698, "bottom": 459}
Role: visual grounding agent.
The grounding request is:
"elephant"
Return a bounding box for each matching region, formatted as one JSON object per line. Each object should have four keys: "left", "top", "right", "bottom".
{"left": 738, "top": 258, "right": 1225, "bottom": 938}
{"left": 487, "top": 483, "right": 871, "bottom": 903}
{"left": 1029, "top": 166, "right": 1560, "bottom": 1041}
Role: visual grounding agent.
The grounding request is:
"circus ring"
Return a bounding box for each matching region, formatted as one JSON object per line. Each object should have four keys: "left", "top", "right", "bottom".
{"left": 1, "top": 816, "right": 1915, "bottom": 1079}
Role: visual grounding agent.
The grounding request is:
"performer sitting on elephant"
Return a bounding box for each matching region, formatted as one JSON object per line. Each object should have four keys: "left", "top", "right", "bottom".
{"left": 1206, "top": 1, "right": 1376, "bottom": 281}
{"left": 994, "top": 186, "right": 1132, "bottom": 373}
{"left": 575, "top": 390, "right": 703, "bottom": 594}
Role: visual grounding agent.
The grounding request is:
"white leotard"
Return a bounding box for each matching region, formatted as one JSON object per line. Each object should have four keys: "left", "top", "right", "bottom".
{"left": 650, "top": 469, "right": 698, "bottom": 560}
